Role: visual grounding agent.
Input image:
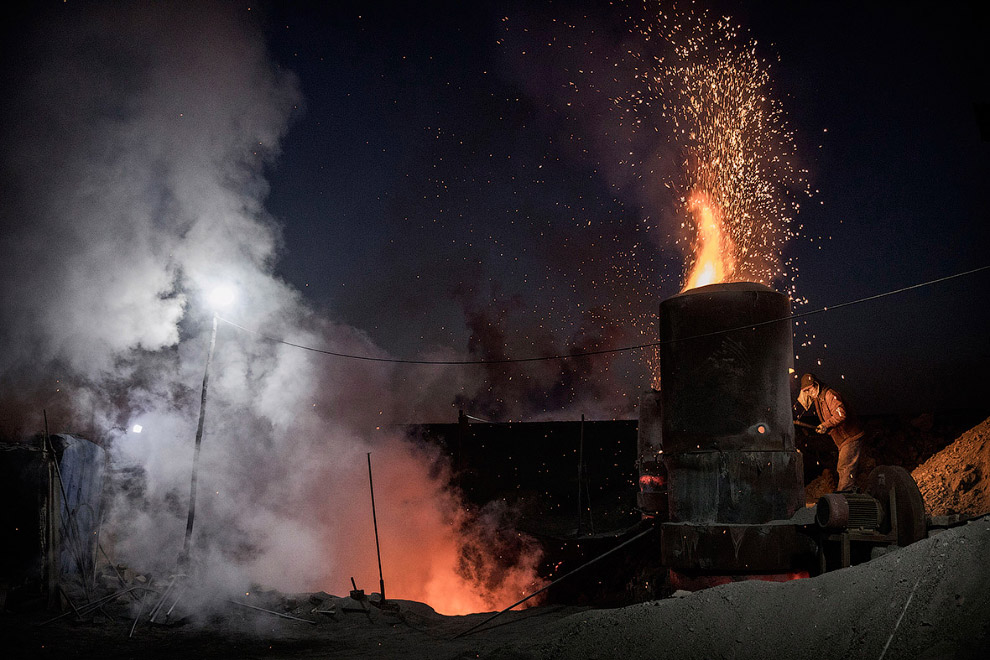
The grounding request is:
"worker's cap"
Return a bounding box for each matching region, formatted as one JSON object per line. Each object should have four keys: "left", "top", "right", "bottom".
{"left": 800, "top": 373, "right": 818, "bottom": 390}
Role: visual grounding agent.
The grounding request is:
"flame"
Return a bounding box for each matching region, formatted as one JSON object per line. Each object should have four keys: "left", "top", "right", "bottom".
{"left": 319, "top": 442, "right": 546, "bottom": 615}
{"left": 682, "top": 190, "right": 736, "bottom": 291}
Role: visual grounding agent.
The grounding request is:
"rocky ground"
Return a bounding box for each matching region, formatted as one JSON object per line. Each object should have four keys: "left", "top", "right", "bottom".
{"left": 5, "top": 416, "right": 989, "bottom": 659}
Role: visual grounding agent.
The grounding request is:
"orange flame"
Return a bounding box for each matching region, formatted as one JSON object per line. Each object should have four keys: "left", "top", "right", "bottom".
{"left": 682, "top": 190, "right": 736, "bottom": 291}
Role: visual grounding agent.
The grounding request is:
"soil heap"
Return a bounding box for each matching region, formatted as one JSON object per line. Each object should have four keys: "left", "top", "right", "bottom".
{"left": 510, "top": 516, "right": 990, "bottom": 660}
{"left": 912, "top": 416, "right": 990, "bottom": 517}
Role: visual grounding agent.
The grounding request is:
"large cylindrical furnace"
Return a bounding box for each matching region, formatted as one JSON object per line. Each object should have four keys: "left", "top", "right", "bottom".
{"left": 658, "top": 282, "right": 808, "bottom": 582}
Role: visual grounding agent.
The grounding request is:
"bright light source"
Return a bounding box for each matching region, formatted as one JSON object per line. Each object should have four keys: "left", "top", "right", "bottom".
{"left": 206, "top": 284, "right": 237, "bottom": 310}
{"left": 131, "top": 424, "right": 143, "bottom": 434}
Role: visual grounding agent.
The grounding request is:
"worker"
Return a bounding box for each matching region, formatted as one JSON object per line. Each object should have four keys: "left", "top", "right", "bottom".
{"left": 796, "top": 373, "right": 866, "bottom": 492}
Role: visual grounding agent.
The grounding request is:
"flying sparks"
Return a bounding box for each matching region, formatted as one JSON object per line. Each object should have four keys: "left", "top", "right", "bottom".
{"left": 625, "top": 2, "right": 809, "bottom": 292}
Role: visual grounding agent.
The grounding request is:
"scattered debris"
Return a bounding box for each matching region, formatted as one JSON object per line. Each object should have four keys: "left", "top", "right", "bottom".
{"left": 227, "top": 599, "right": 316, "bottom": 624}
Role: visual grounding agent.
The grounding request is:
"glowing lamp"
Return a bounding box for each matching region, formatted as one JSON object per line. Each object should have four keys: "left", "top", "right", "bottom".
{"left": 206, "top": 284, "right": 237, "bottom": 310}
{"left": 131, "top": 424, "right": 143, "bottom": 434}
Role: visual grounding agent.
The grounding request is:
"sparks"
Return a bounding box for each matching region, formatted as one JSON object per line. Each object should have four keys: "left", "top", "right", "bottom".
{"left": 624, "top": 3, "right": 809, "bottom": 292}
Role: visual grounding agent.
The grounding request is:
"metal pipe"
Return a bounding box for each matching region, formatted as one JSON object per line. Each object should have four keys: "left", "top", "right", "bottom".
{"left": 39, "top": 586, "right": 145, "bottom": 626}
{"left": 367, "top": 452, "right": 387, "bottom": 602}
{"left": 148, "top": 575, "right": 178, "bottom": 623}
{"left": 181, "top": 312, "right": 218, "bottom": 565}
{"left": 577, "top": 415, "right": 584, "bottom": 536}
{"left": 129, "top": 589, "right": 149, "bottom": 638}
{"left": 228, "top": 600, "right": 316, "bottom": 624}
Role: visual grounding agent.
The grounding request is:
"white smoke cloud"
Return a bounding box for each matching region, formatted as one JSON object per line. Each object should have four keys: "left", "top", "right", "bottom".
{"left": 0, "top": 1, "right": 543, "bottom": 612}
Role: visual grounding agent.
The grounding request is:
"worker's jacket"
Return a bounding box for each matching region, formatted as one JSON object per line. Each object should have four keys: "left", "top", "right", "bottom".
{"left": 813, "top": 386, "right": 865, "bottom": 447}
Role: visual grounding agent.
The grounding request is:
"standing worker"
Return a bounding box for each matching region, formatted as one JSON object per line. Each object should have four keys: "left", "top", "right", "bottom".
{"left": 796, "top": 373, "right": 866, "bottom": 492}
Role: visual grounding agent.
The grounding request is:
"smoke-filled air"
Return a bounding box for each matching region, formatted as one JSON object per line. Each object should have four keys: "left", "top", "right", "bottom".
{"left": 0, "top": 0, "right": 812, "bottom": 615}
{"left": 0, "top": 2, "right": 543, "bottom": 615}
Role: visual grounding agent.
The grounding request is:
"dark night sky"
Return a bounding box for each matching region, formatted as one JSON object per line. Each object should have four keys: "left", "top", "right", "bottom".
{"left": 3, "top": 0, "right": 988, "bottom": 418}
{"left": 258, "top": 1, "right": 989, "bottom": 414}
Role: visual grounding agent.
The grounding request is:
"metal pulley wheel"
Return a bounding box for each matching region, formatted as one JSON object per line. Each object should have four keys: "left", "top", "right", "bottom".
{"left": 864, "top": 465, "right": 927, "bottom": 547}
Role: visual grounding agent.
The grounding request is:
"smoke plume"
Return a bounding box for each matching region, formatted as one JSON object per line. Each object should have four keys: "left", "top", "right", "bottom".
{"left": 0, "top": 1, "right": 541, "bottom": 614}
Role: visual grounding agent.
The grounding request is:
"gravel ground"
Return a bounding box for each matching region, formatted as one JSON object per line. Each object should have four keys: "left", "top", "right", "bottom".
{"left": 5, "top": 515, "right": 988, "bottom": 660}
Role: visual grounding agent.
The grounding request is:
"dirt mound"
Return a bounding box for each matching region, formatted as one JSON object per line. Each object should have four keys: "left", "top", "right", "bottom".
{"left": 510, "top": 516, "right": 990, "bottom": 660}
{"left": 911, "top": 416, "right": 990, "bottom": 517}
{"left": 9, "top": 519, "right": 990, "bottom": 659}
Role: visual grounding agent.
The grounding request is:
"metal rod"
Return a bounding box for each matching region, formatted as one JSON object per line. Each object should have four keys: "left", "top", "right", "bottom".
{"left": 577, "top": 414, "right": 584, "bottom": 536}
{"left": 41, "top": 420, "right": 58, "bottom": 607}
{"left": 228, "top": 600, "right": 317, "bottom": 624}
{"left": 57, "top": 583, "right": 82, "bottom": 621}
{"left": 39, "top": 586, "right": 144, "bottom": 626}
{"left": 181, "top": 312, "right": 218, "bottom": 565}
{"left": 367, "top": 452, "right": 387, "bottom": 602}
{"left": 455, "top": 525, "right": 656, "bottom": 638}
{"left": 148, "top": 575, "right": 178, "bottom": 623}
{"left": 163, "top": 581, "right": 186, "bottom": 621}
{"left": 129, "top": 589, "right": 149, "bottom": 638}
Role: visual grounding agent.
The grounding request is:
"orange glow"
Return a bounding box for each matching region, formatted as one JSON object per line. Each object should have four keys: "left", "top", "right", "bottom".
{"left": 752, "top": 571, "right": 810, "bottom": 583}
{"left": 316, "top": 440, "right": 546, "bottom": 615}
{"left": 669, "top": 570, "right": 810, "bottom": 591}
{"left": 639, "top": 474, "right": 666, "bottom": 489}
{"left": 682, "top": 190, "right": 736, "bottom": 291}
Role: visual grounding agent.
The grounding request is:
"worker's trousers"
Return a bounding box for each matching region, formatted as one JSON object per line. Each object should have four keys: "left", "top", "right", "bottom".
{"left": 836, "top": 437, "right": 864, "bottom": 491}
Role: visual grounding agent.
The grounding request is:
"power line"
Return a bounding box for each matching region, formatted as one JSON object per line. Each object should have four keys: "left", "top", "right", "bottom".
{"left": 218, "top": 264, "right": 990, "bottom": 366}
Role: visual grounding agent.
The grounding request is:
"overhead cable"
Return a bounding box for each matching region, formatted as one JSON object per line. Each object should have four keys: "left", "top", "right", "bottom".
{"left": 218, "top": 264, "right": 990, "bottom": 366}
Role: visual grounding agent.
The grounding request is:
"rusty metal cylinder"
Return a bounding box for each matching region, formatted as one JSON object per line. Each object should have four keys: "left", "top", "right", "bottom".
{"left": 659, "top": 282, "right": 804, "bottom": 524}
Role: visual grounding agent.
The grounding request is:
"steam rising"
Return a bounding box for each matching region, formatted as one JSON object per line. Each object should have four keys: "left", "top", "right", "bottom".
{"left": 0, "top": 1, "right": 542, "bottom": 614}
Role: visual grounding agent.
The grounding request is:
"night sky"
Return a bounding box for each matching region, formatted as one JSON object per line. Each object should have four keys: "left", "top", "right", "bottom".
{"left": 262, "top": 0, "right": 989, "bottom": 414}
{"left": 4, "top": 0, "right": 989, "bottom": 418}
